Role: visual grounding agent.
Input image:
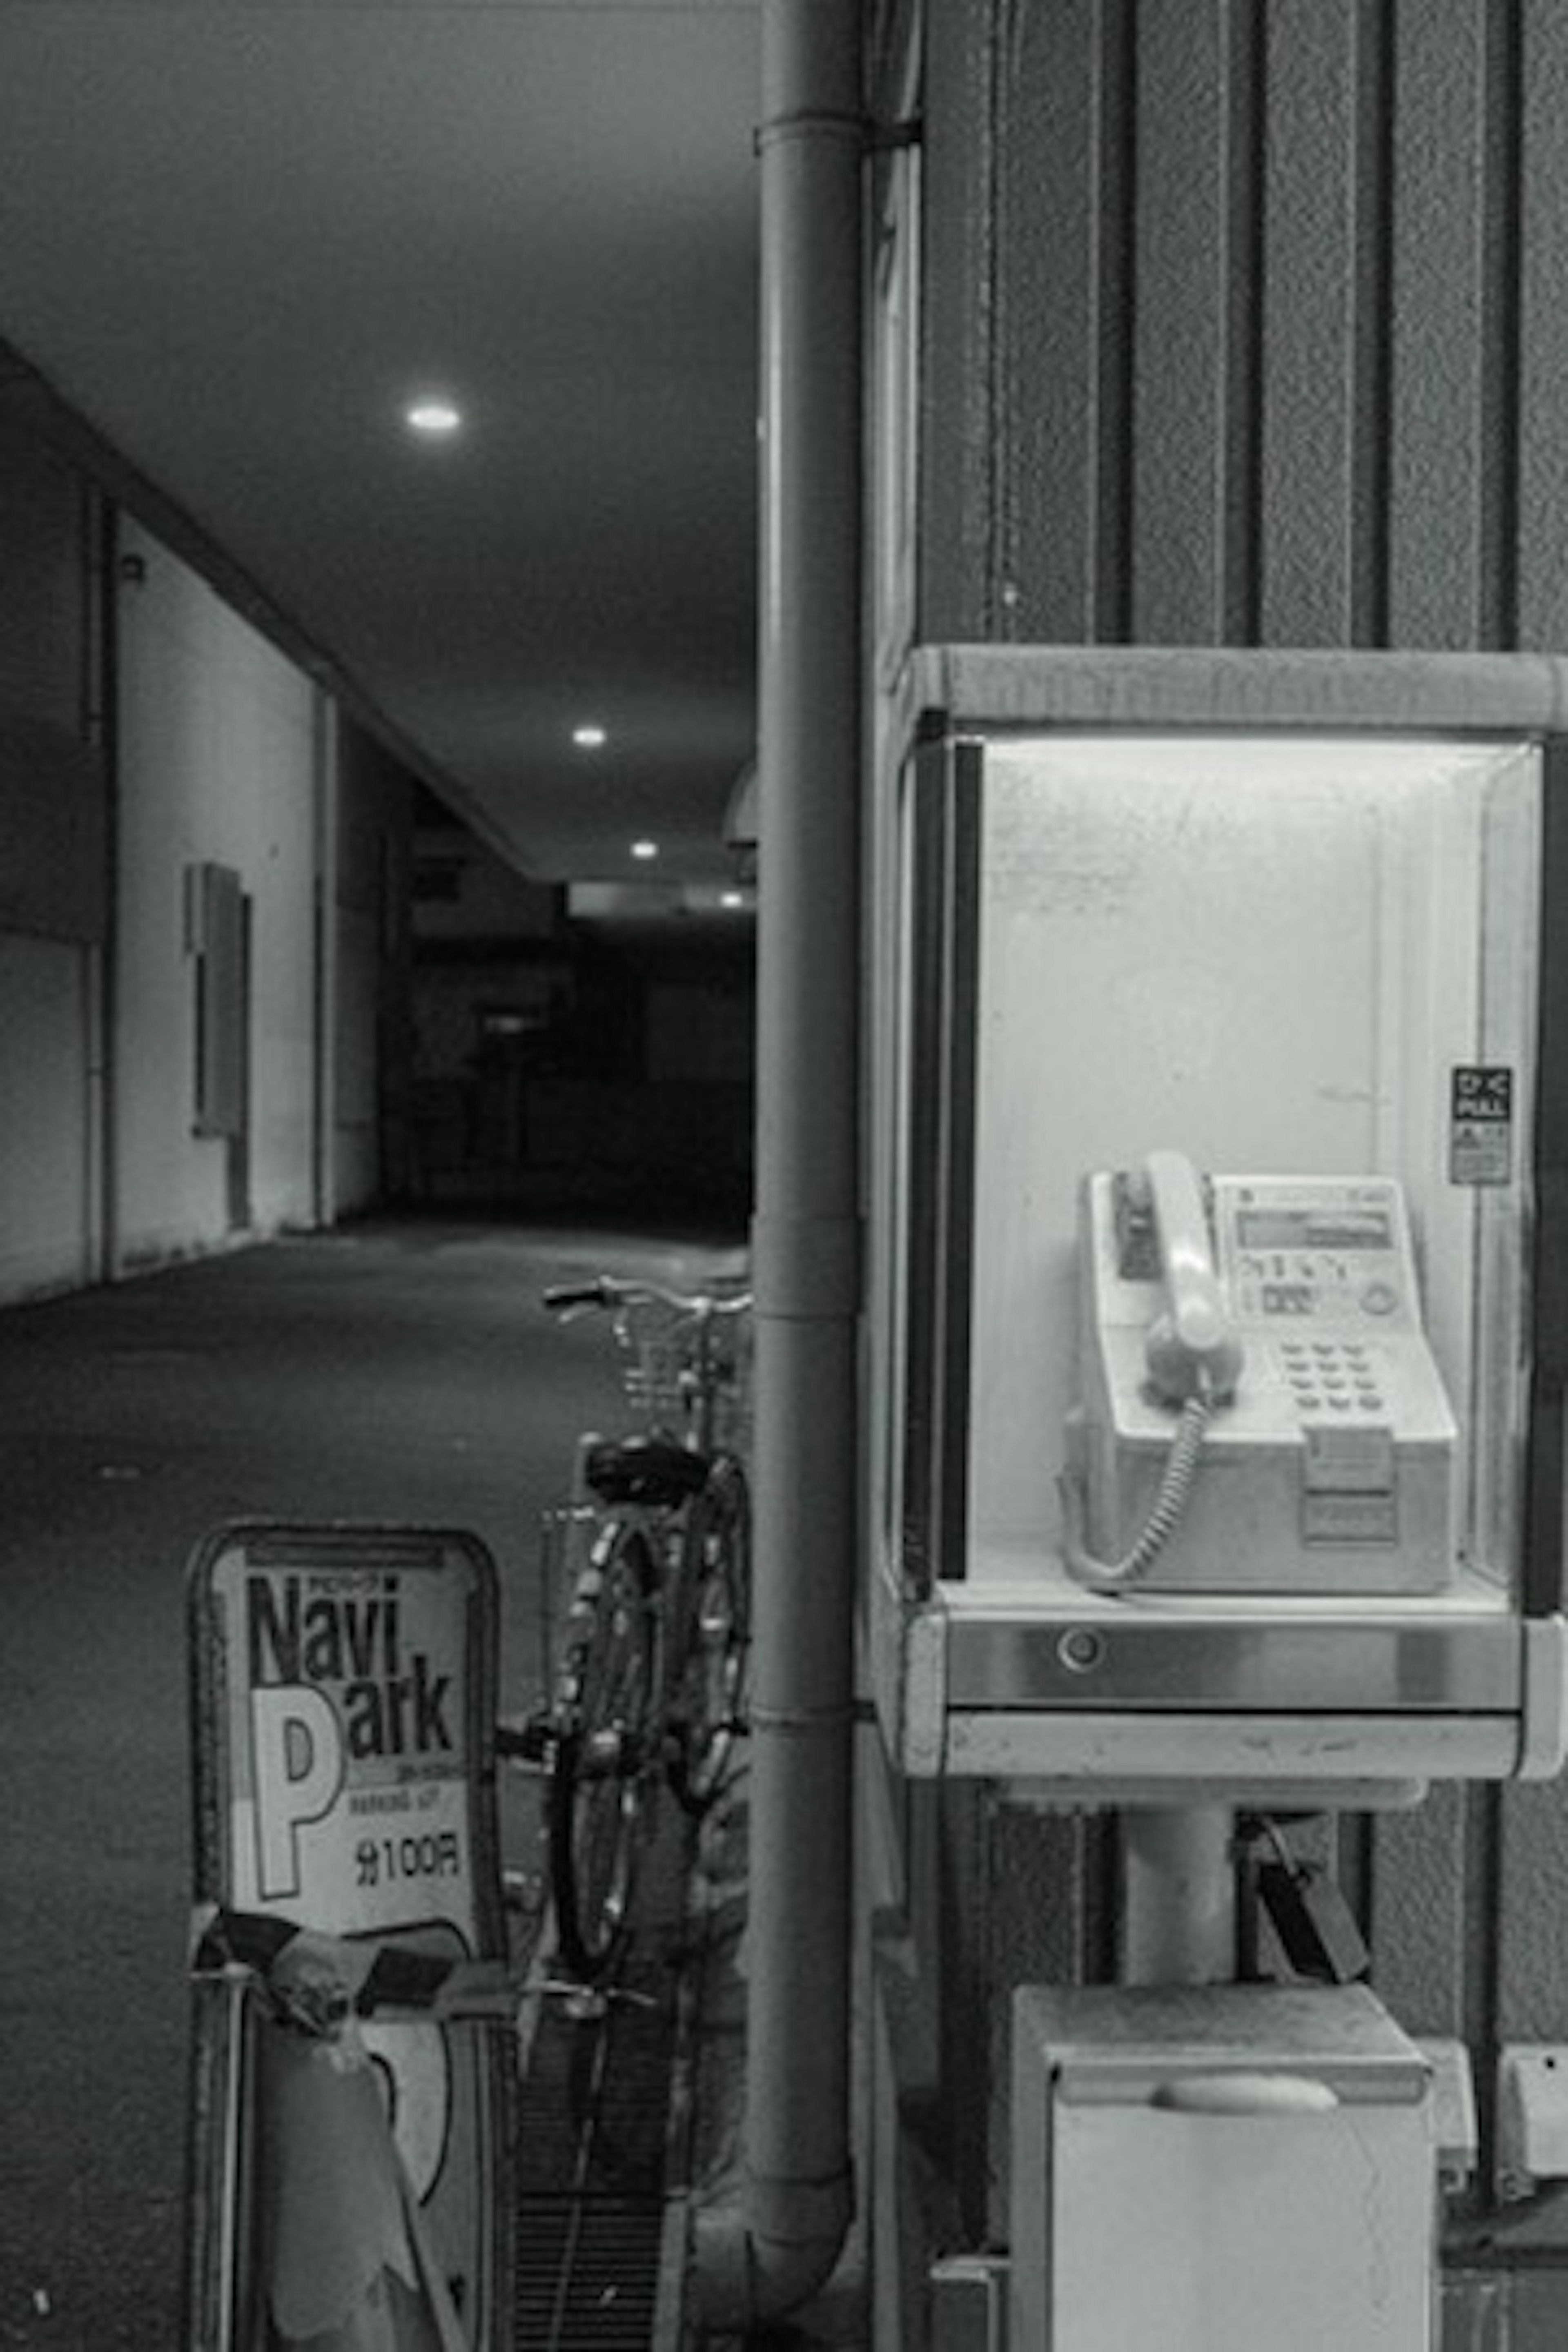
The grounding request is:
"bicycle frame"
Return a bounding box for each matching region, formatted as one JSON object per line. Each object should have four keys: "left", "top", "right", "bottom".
{"left": 532, "top": 1273, "right": 753, "bottom": 1982}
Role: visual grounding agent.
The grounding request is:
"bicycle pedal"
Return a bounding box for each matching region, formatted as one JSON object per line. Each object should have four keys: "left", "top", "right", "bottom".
{"left": 502, "top": 1868, "right": 546, "bottom": 1916}
{"left": 544, "top": 1977, "right": 657, "bottom": 2018}
{"left": 555, "top": 1983, "right": 612, "bottom": 2023}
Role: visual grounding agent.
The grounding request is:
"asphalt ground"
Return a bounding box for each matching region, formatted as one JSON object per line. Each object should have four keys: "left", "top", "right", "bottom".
{"left": 0, "top": 1211, "right": 744, "bottom": 2349}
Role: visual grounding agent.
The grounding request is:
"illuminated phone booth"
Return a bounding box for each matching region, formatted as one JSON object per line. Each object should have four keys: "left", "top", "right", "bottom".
{"left": 871, "top": 648, "right": 1568, "bottom": 1799}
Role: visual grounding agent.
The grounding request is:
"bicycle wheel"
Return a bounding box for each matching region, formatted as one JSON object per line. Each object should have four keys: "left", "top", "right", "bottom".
{"left": 666, "top": 1453, "right": 750, "bottom": 1816}
{"left": 548, "top": 1519, "right": 654, "bottom": 1981}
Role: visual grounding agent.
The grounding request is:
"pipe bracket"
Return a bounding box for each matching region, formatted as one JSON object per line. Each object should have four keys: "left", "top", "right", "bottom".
{"left": 755, "top": 108, "right": 868, "bottom": 157}
{"left": 749, "top": 1699, "right": 858, "bottom": 1737}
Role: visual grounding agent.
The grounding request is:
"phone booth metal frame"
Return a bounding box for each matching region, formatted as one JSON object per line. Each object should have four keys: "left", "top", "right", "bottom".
{"left": 869, "top": 648, "right": 1568, "bottom": 1802}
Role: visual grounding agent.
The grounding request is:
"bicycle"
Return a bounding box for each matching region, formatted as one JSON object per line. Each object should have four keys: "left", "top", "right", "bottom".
{"left": 533, "top": 1272, "right": 753, "bottom": 1984}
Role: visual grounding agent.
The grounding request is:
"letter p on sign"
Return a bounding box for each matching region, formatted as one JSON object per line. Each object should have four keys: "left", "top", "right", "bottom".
{"left": 250, "top": 1684, "right": 343, "bottom": 1900}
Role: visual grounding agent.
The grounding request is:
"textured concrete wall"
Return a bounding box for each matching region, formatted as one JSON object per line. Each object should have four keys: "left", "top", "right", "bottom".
{"left": 901, "top": 0, "right": 1568, "bottom": 2320}
{"left": 113, "top": 517, "right": 323, "bottom": 1258}
{"left": 0, "top": 393, "right": 417, "bottom": 1286}
{"left": 113, "top": 523, "right": 410, "bottom": 1257}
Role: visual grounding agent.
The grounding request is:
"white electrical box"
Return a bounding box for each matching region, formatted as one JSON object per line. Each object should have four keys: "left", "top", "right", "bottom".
{"left": 1011, "top": 1983, "right": 1435, "bottom": 2351}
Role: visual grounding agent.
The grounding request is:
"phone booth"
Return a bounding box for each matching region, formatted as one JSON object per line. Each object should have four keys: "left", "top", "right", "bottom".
{"left": 869, "top": 648, "right": 1568, "bottom": 2348}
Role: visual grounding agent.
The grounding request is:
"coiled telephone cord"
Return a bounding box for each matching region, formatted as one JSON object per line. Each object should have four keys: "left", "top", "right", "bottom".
{"left": 1059, "top": 1391, "right": 1215, "bottom": 1590}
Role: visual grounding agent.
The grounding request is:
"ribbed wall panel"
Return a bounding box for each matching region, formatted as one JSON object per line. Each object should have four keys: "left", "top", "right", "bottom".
{"left": 1257, "top": 0, "right": 1362, "bottom": 643}
{"left": 922, "top": 0, "right": 1568, "bottom": 664}
{"left": 916, "top": 0, "right": 1568, "bottom": 2287}
{"left": 1388, "top": 0, "right": 1494, "bottom": 647}
{"left": 1130, "top": 0, "right": 1232, "bottom": 643}
{"left": 919, "top": 0, "right": 998, "bottom": 642}
{"left": 1517, "top": 5, "right": 1568, "bottom": 650}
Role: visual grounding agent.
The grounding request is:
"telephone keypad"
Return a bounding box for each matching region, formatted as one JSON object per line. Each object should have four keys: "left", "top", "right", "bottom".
{"left": 1276, "top": 1337, "right": 1387, "bottom": 1419}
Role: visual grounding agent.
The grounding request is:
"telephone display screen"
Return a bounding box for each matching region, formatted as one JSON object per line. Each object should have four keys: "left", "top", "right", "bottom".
{"left": 1236, "top": 1207, "right": 1393, "bottom": 1254}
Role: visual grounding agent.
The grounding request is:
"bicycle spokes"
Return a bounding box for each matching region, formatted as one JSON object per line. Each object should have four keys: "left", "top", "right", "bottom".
{"left": 547, "top": 1527, "right": 654, "bottom": 1982}
{"left": 666, "top": 1457, "right": 751, "bottom": 1817}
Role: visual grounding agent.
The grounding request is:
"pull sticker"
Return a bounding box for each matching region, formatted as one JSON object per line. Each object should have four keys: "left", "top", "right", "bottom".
{"left": 1450, "top": 1066, "right": 1513, "bottom": 1187}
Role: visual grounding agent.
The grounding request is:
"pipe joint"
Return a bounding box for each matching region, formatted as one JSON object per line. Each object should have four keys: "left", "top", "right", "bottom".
{"left": 748, "top": 1698, "right": 858, "bottom": 1738}
{"left": 689, "top": 2167, "right": 856, "bottom": 2333}
{"left": 751, "top": 1210, "right": 861, "bottom": 1319}
{"left": 755, "top": 107, "right": 867, "bottom": 157}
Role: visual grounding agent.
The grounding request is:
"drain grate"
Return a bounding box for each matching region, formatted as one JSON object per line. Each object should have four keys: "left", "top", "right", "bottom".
{"left": 513, "top": 2196, "right": 668, "bottom": 2350}
{"left": 514, "top": 1798, "right": 698, "bottom": 2350}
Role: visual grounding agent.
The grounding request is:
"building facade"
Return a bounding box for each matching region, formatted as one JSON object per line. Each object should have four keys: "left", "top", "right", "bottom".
{"left": 862, "top": 5, "right": 1568, "bottom": 2344}
{"left": 0, "top": 403, "right": 415, "bottom": 1305}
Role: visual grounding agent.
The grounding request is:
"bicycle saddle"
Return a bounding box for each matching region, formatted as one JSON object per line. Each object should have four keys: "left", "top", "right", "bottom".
{"left": 584, "top": 1433, "right": 710, "bottom": 1507}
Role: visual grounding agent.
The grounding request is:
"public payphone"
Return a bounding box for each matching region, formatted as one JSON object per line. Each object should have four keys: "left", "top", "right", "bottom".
{"left": 870, "top": 648, "right": 1568, "bottom": 1795}
{"left": 1063, "top": 1154, "right": 1459, "bottom": 1596}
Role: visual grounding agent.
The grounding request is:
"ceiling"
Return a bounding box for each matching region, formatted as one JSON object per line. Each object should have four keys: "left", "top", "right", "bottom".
{"left": 0, "top": 0, "right": 762, "bottom": 894}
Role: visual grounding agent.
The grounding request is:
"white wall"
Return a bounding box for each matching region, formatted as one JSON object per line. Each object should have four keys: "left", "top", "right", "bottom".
{"left": 0, "top": 419, "right": 410, "bottom": 1307}
{"left": 112, "top": 521, "right": 325, "bottom": 1268}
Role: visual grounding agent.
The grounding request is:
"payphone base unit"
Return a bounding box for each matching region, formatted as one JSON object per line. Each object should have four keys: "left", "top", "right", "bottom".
{"left": 1074, "top": 1170, "right": 1461, "bottom": 1599}
{"left": 869, "top": 1550, "right": 1568, "bottom": 1795}
{"left": 1082, "top": 1417, "right": 1457, "bottom": 1597}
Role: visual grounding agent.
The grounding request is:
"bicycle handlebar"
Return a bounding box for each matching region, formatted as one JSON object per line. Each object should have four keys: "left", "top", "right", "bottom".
{"left": 541, "top": 1276, "right": 752, "bottom": 1320}
{"left": 541, "top": 1279, "right": 616, "bottom": 1313}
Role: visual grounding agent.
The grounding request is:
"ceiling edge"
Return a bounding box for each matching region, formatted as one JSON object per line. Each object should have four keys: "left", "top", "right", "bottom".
{"left": 0, "top": 332, "right": 528, "bottom": 871}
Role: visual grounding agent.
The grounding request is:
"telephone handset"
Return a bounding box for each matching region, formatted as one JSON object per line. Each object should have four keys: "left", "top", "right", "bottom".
{"left": 1134, "top": 1149, "right": 1244, "bottom": 1408}
{"left": 1060, "top": 1152, "right": 1459, "bottom": 1596}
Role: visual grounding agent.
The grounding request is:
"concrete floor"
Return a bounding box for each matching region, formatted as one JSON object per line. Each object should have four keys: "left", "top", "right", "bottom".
{"left": 0, "top": 1210, "right": 745, "bottom": 2349}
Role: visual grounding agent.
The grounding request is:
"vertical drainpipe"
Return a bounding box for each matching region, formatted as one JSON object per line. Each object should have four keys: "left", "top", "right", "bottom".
{"left": 692, "top": 0, "right": 864, "bottom": 2330}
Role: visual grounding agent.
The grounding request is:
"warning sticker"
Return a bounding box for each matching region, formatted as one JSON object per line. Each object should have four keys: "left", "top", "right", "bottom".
{"left": 1450, "top": 1065, "right": 1514, "bottom": 1186}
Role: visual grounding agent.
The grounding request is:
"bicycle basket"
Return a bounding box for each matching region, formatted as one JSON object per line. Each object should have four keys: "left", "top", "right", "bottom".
{"left": 612, "top": 1298, "right": 691, "bottom": 1426}
{"left": 711, "top": 1314, "right": 752, "bottom": 1457}
{"left": 612, "top": 1296, "right": 752, "bottom": 1458}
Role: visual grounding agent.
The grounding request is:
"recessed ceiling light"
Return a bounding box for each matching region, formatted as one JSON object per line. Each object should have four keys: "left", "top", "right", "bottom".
{"left": 406, "top": 398, "right": 462, "bottom": 436}
{"left": 720, "top": 889, "right": 745, "bottom": 909}
{"left": 630, "top": 838, "right": 659, "bottom": 862}
{"left": 572, "top": 724, "right": 607, "bottom": 749}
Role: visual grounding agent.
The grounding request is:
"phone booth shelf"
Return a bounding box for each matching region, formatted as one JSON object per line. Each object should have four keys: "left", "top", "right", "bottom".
{"left": 870, "top": 645, "right": 1568, "bottom": 1808}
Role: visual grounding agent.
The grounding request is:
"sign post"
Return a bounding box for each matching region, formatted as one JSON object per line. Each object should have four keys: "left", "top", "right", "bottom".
{"left": 185, "top": 1522, "right": 511, "bottom": 2349}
